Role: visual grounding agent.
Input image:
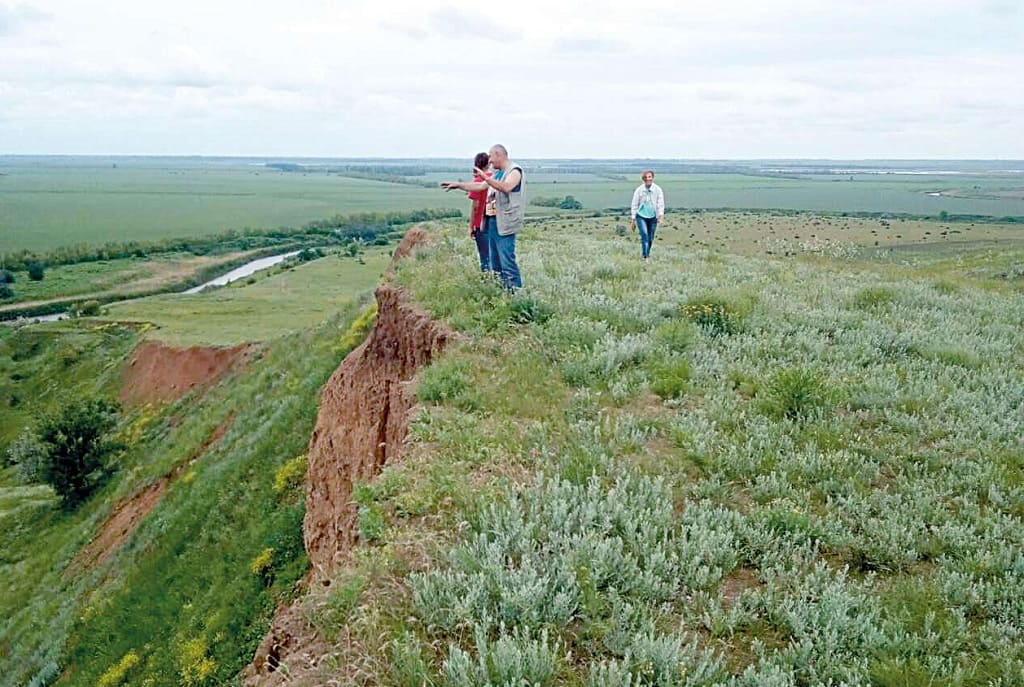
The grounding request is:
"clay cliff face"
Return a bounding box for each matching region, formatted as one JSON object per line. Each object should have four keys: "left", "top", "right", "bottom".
{"left": 244, "top": 227, "right": 451, "bottom": 684}
{"left": 304, "top": 228, "right": 452, "bottom": 578}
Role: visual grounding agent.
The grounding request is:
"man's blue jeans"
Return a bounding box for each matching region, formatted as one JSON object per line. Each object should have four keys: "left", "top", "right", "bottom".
{"left": 636, "top": 215, "right": 658, "bottom": 258}
{"left": 472, "top": 226, "right": 490, "bottom": 272}
{"left": 485, "top": 216, "right": 522, "bottom": 290}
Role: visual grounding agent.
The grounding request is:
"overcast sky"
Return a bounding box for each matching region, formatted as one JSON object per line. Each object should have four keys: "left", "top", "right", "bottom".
{"left": 1, "top": 0, "right": 1022, "bottom": 158}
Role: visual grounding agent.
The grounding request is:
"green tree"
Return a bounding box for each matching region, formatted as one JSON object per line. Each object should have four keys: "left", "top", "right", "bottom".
{"left": 558, "top": 195, "right": 583, "bottom": 210}
{"left": 38, "top": 398, "right": 122, "bottom": 508}
{"left": 27, "top": 262, "right": 45, "bottom": 281}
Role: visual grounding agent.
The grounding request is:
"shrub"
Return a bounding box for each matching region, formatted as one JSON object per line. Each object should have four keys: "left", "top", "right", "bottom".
{"left": 296, "top": 247, "right": 324, "bottom": 262}
{"left": 97, "top": 650, "right": 141, "bottom": 687}
{"left": 4, "top": 428, "right": 48, "bottom": 484}
{"left": 681, "top": 296, "right": 743, "bottom": 336}
{"left": 354, "top": 481, "right": 388, "bottom": 542}
{"left": 0, "top": 268, "right": 14, "bottom": 284}
{"left": 852, "top": 286, "right": 896, "bottom": 310}
{"left": 651, "top": 319, "right": 695, "bottom": 354}
{"left": 444, "top": 627, "right": 561, "bottom": 687}
{"left": 74, "top": 300, "right": 102, "bottom": 317}
{"left": 645, "top": 356, "right": 691, "bottom": 400}
{"left": 176, "top": 637, "right": 217, "bottom": 687}
{"left": 38, "top": 397, "right": 122, "bottom": 508}
{"left": 417, "top": 358, "right": 480, "bottom": 411}
{"left": 339, "top": 302, "right": 378, "bottom": 352}
{"left": 390, "top": 632, "right": 433, "bottom": 687}
{"left": 272, "top": 454, "right": 308, "bottom": 495}
{"left": 27, "top": 262, "right": 45, "bottom": 281}
{"left": 0, "top": 284, "right": 12, "bottom": 299}
{"left": 759, "top": 367, "right": 828, "bottom": 421}
{"left": 508, "top": 293, "right": 553, "bottom": 324}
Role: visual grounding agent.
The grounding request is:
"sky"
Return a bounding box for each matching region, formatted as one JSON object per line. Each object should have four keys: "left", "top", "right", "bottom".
{"left": 1, "top": 0, "right": 1022, "bottom": 158}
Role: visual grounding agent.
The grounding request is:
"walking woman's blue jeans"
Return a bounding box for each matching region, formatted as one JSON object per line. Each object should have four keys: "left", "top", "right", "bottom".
{"left": 636, "top": 215, "right": 658, "bottom": 258}
{"left": 485, "top": 216, "right": 522, "bottom": 290}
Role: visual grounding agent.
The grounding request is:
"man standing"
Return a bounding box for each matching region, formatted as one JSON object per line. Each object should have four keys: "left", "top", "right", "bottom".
{"left": 476, "top": 144, "right": 525, "bottom": 291}
{"left": 445, "top": 144, "right": 526, "bottom": 290}
{"left": 630, "top": 170, "right": 665, "bottom": 261}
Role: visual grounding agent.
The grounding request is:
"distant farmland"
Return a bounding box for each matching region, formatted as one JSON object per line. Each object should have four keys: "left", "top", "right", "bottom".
{"left": 2, "top": 157, "right": 1023, "bottom": 253}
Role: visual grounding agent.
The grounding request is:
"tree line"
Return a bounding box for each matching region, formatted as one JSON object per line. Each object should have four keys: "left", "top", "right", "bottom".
{"left": 0, "top": 208, "right": 462, "bottom": 275}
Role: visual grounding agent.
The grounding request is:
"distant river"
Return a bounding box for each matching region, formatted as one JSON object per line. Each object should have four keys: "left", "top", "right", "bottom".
{"left": 183, "top": 250, "right": 302, "bottom": 294}
{"left": 20, "top": 250, "right": 304, "bottom": 324}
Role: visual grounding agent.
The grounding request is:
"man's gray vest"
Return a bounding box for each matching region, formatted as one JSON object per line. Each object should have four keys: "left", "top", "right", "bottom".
{"left": 495, "top": 164, "right": 525, "bottom": 236}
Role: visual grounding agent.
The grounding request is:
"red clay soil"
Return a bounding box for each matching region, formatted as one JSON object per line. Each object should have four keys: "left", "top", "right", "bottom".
{"left": 302, "top": 281, "right": 453, "bottom": 577}
{"left": 244, "top": 226, "right": 451, "bottom": 685}
{"left": 120, "top": 341, "right": 255, "bottom": 406}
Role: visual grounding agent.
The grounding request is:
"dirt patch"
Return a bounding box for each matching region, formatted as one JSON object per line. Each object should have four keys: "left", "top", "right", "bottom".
{"left": 76, "top": 480, "right": 167, "bottom": 572}
{"left": 120, "top": 340, "right": 255, "bottom": 406}
{"left": 244, "top": 226, "right": 450, "bottom": 685}
{"left": 721, "top": 567, "right": 763, "bottom": 610}
{"left": 73, "top": 416, "right": 235, "bottom": 573}
{"left": 302, "top": 281, "right": 453, "bottom": 577}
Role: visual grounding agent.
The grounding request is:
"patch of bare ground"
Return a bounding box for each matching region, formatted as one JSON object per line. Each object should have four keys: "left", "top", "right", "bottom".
{"left": 120, "top": 340, "right": 256, "bottom": 406}
{"left": 71, "top": 415, "right": 235, "bottom": 575}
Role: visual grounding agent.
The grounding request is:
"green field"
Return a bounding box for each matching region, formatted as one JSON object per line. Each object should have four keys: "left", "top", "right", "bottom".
{"left": 0, "top": 159, "right": 453, "bottom": 252}
{"left": 100, "top": 248, "right": 392, "bottom": 345}
{"left": 526, "top": 172, "right": 1024, "bottom": 217}
{"left": 0, "top": 250, "right": 263, "bottom": 312}
{"left": 4, "top": 157, "right": 1024, "bottom": 255}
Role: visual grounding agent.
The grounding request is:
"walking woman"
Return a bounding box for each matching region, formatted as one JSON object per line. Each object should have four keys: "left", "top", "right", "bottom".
{"left": 630, "top": 170, "right": 665, "bottom": 260}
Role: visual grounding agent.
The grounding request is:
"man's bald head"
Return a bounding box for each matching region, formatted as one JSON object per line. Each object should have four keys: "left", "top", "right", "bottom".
{"left": 488, "top": 144, "right": 509, "bottom": 169}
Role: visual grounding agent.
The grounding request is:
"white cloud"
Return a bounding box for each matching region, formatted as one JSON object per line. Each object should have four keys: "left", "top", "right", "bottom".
{"left": 0, "top": 0, "right": 1021, "bottom": 157}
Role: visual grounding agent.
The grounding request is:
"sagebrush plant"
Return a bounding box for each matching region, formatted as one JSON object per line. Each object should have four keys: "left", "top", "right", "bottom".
{"left": 373, "top": 218, "right": 1024, "bottom": 686}
{"left": 7, "top": 216, "right": 1024, "bottom": 686}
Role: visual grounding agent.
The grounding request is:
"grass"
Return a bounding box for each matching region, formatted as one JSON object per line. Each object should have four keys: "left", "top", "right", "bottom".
{"left": 0, "top": 250, "right": 260, "bottom": 311}
{"left": 0, "top": 160, "right": 454, "bottom": 252}
{"left": 4, "top": 209, "right": 1024, "bottom": 685}
{"left": 0, "top": 302, "right": 373, "bottom": 687}
{"left": 3, "top": 158, "right": 1022, "bottom": 255}
{"left": 99, "top": 248, "right": 392, "bottom": 345}
{"left": 270, "top": 215, "right": 1024, "bottom": 686}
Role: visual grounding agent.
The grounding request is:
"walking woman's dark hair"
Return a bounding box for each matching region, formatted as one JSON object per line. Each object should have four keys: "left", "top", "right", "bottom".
{"left": 474, "top": 152, "right": 490, "bottom": 170}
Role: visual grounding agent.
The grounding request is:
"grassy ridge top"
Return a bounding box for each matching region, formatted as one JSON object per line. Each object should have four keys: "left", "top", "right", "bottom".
{"left": 287, "top": 218, "right": 1024, "bottom": 686}
{"left": 2, "top": 214, "right": 1023, "bottom": 686}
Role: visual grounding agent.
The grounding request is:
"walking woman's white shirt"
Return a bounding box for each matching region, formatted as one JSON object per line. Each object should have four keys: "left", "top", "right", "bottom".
{"left": 630, "top": 177, "right": 665, "bottom": 219}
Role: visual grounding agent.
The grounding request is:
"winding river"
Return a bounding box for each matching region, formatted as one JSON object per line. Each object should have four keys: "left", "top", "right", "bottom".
{"left": 18, "top": 250, "right": 304, "bottom": 324}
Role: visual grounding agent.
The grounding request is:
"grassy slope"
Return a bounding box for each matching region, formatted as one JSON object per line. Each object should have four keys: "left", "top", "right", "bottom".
{"left": 0, "top": 306, "right": 374, "bottom": 687}
{"left": 281, "top": 218, "right": 1024, "bottom": 686}
{"left": 0, "top": 250, "right": 387, "bottom": 686}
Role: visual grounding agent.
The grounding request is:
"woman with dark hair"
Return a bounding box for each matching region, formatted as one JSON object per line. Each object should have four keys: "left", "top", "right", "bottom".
{"left": 441, "top": 153, "right": 493, "bottom": 272}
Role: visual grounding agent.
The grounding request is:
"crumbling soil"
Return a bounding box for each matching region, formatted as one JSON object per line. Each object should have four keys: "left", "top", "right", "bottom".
{"left": 244, "top": 226, "right": 451, "bottom": 685}
{"left": 120, "top": 340, "right": 254, "bottom": 406}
